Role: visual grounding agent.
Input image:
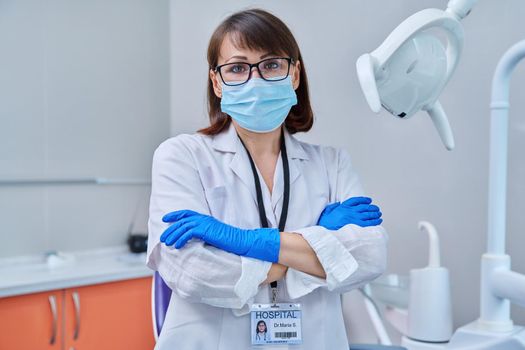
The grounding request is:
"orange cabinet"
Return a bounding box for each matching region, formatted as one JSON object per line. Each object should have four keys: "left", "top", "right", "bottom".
{"left": 0, "top": 277, "right": 154, "bottom": 350}
{"left": 0, "top": 289, "right": 64, "bottom": 350}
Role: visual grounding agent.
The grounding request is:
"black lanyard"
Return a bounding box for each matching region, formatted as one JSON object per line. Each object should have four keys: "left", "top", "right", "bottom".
{"left": 237, "top": 129, "right": 290, "bottom": 293}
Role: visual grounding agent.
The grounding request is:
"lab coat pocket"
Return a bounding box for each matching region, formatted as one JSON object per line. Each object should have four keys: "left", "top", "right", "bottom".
{"left": 204, "top": 185, "right": 231, "bottom": 222}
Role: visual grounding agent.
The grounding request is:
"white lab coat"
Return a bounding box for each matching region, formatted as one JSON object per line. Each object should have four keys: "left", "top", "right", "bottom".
{"left": 147, "top": 122, "right": 388, "bottom": 350}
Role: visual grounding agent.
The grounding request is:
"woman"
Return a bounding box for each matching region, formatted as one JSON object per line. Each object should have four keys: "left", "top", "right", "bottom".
{"left": 147, "top": 8, "right": 387, "bottom": 350}
{"left": 256, "top": 320, "right": 269, "bottom": 341}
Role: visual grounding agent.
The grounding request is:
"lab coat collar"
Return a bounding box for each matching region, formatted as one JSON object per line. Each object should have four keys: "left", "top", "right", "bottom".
{"left": 212, "top": 122, "right": 307, "bottom": 213}
{"left": 211, "top": 122, "right": 310, "bottom": 161}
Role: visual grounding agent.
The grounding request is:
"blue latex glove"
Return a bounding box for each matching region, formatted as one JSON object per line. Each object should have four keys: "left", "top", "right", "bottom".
{"left": 317, "top": 196, "right": 383, "bottom": 230}
{"left": 160, "top": 210, "right": 280, "bottom": 263}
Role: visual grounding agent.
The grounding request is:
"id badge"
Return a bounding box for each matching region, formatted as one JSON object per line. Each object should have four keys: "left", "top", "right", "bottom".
{"left": 250, "top": 303, "right": 302, "bottom": 345}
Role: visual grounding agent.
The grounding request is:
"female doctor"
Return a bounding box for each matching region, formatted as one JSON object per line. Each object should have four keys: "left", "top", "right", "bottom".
{"left": 147, "top": 8, "right": 387, "bottom": 350}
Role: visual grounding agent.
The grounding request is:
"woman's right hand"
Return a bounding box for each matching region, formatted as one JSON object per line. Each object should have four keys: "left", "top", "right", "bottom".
{"left": 317, "top": 196, "right": 383, "bottom": 230}
{"left": 260, "top": 263, "right": 288, "bottom": 286}
{"left": 160, "top": 209, "right": 281, "bottom": 263}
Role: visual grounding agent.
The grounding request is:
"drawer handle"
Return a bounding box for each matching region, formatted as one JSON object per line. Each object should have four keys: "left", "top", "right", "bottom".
{"left": 72, "top": 292, "right": 81, "bottom": 340}
{"left": 48, "top": 295, "right": 58, "bottom": 345}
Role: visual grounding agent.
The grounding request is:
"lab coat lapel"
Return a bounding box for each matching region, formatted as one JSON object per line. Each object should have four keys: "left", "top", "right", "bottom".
{"left": 211, "top": 123, "right": 310, "bottom": 215}
{"left": 271, "top": 129, "right": 309, "bottom": 210}
{"left": 211, "top": 123, "right": 258, "bottom": 204}
{"left": 229, "top": 143, "right": 258, "bottom": 204}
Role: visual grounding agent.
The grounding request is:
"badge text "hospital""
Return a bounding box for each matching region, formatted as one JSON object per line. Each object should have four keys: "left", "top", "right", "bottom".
{"left": 255, "top": 311, "right": 298, "bottom": 319}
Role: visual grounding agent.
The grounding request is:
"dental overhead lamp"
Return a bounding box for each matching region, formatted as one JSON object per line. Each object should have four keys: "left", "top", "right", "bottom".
{"left": 356, "top": 0, "right": 479, "bottom": 150}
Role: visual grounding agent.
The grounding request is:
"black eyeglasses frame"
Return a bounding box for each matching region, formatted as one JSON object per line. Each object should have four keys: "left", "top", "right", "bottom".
{"left": 214, "top": 57, "right": 295, "bottom": 86}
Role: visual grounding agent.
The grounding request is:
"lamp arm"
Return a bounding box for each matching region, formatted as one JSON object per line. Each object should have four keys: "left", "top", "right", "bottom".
{"left": 446, "top": 0, "right": 479, "bottom": 20}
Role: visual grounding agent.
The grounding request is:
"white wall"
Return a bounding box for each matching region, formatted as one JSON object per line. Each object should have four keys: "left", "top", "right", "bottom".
{"left": 0, "top": 0, "right": 170, "bottom": 257}
{"left": 169, "top": 0, "right": 525, "bottom": 331}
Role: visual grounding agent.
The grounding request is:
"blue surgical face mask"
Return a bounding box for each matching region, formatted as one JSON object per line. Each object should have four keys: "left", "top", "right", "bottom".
{"left": 220, "top": 76, "right": 298, "bottom": 133}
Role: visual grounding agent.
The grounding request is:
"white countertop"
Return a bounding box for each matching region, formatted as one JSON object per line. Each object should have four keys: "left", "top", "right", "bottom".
{"left": 0, "top": 246, "right": 153, "bottom": 298}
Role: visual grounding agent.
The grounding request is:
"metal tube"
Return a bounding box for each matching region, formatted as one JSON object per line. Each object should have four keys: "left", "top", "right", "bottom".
{"left": 491, "top": 270, "right": 525, "bottom": 308}
{"left": 480, "top": 39, "right": 525, "bottom": 330}
{"left": 487, "top": 40, "right": 525, "bottom": 254}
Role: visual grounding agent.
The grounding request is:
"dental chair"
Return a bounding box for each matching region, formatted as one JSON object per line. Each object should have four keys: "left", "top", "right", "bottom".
{"left": 151, "top": 272, "right": 406, "bottom": 349}
{"left": 151, "top": 271, "right": 172, "bottom": 340}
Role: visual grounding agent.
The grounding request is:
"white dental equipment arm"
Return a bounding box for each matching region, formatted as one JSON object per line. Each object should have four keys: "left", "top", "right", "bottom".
{"left": 446, "top": 0, "right": 479, "bottom": 19}
{"left": 356, "top": 0, "right": 479, "bottom": 151}
{"left": 479, "top": 39, "right": 525, "bottom": 332}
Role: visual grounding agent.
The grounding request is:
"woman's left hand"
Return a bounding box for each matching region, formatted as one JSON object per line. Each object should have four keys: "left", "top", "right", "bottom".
{"left": 160, "top": 209, "right": 281, "bottom": 263}
{"left": 317, "top": 196, "right": 383, "bottom": 230}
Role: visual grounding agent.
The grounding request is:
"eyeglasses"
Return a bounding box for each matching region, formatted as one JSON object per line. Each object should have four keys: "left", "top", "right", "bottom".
{"left": 214, "top": 57, "right": 295, "bottom": 86}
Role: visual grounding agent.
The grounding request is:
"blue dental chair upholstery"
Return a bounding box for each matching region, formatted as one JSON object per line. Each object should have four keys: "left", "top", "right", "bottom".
{"left": 152, "top": 271, "right": 172, "bottom": 337}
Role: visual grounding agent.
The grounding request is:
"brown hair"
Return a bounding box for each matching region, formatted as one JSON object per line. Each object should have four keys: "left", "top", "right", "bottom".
{"left": 199, "top": 8, "right": 314, "bottom": 135}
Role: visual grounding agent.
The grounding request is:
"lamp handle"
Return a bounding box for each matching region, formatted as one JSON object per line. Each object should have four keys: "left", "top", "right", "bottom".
{"left": 426, "top": 100, "right": 455, "bottom": 150}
